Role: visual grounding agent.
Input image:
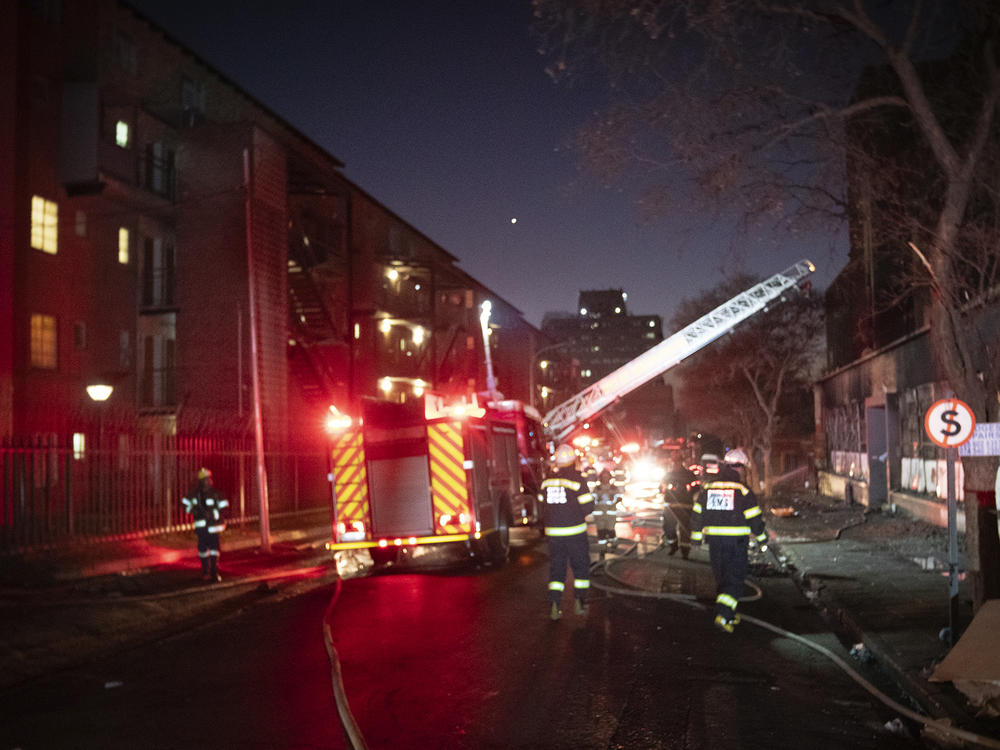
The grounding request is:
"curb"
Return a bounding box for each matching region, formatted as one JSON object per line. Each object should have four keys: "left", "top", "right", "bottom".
{"left": 770, "top": 538, "right": 974, "bottom": 730}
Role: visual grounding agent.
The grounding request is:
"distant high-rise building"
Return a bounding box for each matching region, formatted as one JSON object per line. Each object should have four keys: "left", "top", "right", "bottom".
{"left": 540, "top": 289, "right": 677, "bottom": 443}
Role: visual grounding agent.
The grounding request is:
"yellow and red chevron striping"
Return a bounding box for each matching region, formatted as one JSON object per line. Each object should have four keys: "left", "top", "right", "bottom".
{"left": 428, "top": 421, "right": 471, "bottom": 534}
{"left": 331, "top": 429, "right": 369, "bottom": 529}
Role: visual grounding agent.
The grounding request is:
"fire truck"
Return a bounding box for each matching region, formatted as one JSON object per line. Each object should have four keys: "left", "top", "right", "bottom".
{"left": 326, "top": 392, "right": 547, "bottom": 570}
{"left": 325, "top": 259, "right": 814, "bottom": 571}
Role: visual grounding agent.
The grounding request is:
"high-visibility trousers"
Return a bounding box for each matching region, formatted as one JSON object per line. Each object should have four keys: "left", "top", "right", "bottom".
{"left": 708, "top": 535, "right": 748, "bottom": 620}
{"left": 195, "top": 526, "right": 221, "bottom": 558}
{"left": 547, "top": 533, "right": 590, "bottom": 605}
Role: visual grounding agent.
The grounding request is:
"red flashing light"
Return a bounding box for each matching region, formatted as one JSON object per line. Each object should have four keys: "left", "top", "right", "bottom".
{"left": 325, "top": 406, "right": 353, "bottom": 434}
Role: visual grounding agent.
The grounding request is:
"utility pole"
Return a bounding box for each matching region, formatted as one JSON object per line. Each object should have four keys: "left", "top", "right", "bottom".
{"left": 244, "top": 146, "right": 271, "bottom": 553}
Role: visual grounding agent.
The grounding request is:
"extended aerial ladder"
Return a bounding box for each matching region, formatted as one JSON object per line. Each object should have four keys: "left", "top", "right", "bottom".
{"left": 542, "top": 259, "right": 816, "bottom": 443}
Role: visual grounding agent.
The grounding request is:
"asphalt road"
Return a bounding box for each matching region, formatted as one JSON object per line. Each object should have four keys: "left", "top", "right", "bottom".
{"left": 2, "top": 529, "right": 927, "bottom": 749}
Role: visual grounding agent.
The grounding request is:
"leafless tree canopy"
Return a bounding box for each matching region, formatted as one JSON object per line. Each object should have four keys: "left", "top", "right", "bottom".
{"left": 534, "top": 0, "right": 1000, "bottom": 602}
{"left": 670, "top": 274, "right": 823, "bottom": 491}
{"left": 533, "top": 0, "right": 1000, "bottom": 417}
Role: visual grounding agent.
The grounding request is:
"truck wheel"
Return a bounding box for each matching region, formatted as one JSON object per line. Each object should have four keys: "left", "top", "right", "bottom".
{"left": 489, "top": 499, "right": 512, "bottom": 566}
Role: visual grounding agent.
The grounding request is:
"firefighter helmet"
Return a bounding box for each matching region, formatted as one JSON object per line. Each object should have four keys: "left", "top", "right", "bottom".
{"left": 198, "top": 467, "right": 213, "bottom": 480}
{"left": 724, "top": 448, "right": 749, "bottom": 466}
{"left": 554, "top": 444, "right": 576, "bottom": 468}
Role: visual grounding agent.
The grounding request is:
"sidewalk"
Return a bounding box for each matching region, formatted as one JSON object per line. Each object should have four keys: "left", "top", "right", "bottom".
{"left": 630, "top": 490, "right": 1000, "bottom": 744}
{"left": 0, "top": 509, "right": 336, "bottom": 691}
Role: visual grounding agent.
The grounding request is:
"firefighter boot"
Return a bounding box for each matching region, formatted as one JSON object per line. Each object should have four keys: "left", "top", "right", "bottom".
{"left": 574, "top": 599, "right": 588, "bottom": 616}
{"left": 209, "top": 556, "right": 222, "bottom": 583}
{"left": 200, "top": 556, "right": 210, "bottom": 581}
{"left": 713, "top": 615, "right": 735, "bottom": 634}
{"left": 550, "top": 602, "right": 563, "bottom": 621}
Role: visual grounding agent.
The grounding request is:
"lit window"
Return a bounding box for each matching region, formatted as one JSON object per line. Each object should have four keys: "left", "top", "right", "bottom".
{"left": 118, "top": 227, "right": 130, "bottom": 264}
{"left": 353, "top": 323, "right": 361, "bottom": 339}
{"left": 30, "top": 314, "right": 57, "bottom": 369}
{"left": 412, "top": 326, "right": 424, "bottom": 345}
{"left": 115, "top": 120, "right": 130, "bottom": 148}
{"left": 73, "top": 433, "right": 86, "bottom": 460}
{"left": 31, "top": 195, "right": 58, "bottom": 254}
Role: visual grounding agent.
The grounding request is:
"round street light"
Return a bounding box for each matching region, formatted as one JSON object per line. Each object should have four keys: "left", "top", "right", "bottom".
{"left": 86, "top": 384, "right": 113, "bottom": 402}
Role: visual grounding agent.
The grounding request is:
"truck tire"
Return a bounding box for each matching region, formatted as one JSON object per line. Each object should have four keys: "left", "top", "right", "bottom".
{"left": 488, "top": 497, "right": 512, "bottom": 566}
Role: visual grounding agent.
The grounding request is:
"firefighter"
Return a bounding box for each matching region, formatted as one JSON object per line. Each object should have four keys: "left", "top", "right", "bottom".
{"left": 660, "top": 455, "right": 696, "bottom": 559}
{"left": 541, "top": 443, "right": 595, "bottom": 620}
{"left": 690, "top": 448, "right": 766, "bottom": 633}
{"left": 181, "top": 468, "right": 229, "bottom": 582}
{"left": 592, "top": 468, "right": 621, "bottom": 559}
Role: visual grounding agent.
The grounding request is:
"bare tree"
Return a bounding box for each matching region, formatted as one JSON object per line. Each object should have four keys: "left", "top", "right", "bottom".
{"left": 533, "top": 0, "right": 1000, "bottom": 607}
{"left": 670, "top": 275, "right": 823, "bottom": 494}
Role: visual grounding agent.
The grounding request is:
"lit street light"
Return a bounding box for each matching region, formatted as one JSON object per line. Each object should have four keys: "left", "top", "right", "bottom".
{"left": 87, "top": 383, "right": 114, "bottom": 523}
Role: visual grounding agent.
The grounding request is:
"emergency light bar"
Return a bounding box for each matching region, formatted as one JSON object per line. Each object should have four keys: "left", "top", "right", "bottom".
{"left": 543, "top": 259, "right": 816, "bottom": 442}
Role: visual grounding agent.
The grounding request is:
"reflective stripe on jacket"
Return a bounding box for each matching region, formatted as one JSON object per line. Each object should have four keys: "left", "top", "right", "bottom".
{"left": 182, "top": 483, "right": 229, "bottom": 534}
{"left": 691, "top": 479, "right": 765, "bottom": 543}
{"left": 541, "top": 467, "right": 594, "bottom": 536}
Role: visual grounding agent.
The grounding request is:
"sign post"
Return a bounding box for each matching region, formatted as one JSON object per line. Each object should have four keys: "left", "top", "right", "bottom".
{"left": 924, "top": 398, "right": 975, "bottom": 645}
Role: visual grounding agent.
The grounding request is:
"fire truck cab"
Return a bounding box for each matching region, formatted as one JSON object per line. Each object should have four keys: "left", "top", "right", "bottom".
{"left": 327, "top": 394, "right": 524, "bottom": 570}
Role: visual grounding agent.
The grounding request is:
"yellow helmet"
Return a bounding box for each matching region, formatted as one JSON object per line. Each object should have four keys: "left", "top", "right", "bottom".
{"left": 198, "top": 467, "right": 212, "bottom": 480}
{"left": 554, "top": 444, "right": 576, "bottom": 468}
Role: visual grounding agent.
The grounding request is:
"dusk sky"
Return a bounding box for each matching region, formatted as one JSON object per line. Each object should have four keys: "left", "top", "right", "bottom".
{"left": 127, "top": 0, "right": 847, "bottom": 329}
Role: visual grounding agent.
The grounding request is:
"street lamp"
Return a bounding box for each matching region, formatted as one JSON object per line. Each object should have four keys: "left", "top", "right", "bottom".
{"left": 86, "top": 383, "right": 114, "bottom": 451}
{"left": 87, "top": 383, "right": 113, "bottom": 522}
{"left": 479, "top": 301, "right": 498, "bottom": 397}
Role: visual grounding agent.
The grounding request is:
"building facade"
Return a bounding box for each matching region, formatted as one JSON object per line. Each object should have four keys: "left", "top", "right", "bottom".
{"left": 1, "top": 0, "right": 542, "bottom": 547}
{"left": 540, "top": 288, "right": 675, "bottom": 444}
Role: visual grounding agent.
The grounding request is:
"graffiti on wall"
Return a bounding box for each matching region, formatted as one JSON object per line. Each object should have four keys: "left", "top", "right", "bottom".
{"left": 830, "top": 451, "right": 965, "bottom": 501}
{"left": 901, "top": 457, "right": 965, "bottom": 501}
{"left": 830, "top": 451, "right": 868, "bottom": 481}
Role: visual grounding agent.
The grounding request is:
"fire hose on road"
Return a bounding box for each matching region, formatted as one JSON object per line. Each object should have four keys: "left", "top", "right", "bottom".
{"left": 591, "top": 538, "right": 1000, "bottom": 750}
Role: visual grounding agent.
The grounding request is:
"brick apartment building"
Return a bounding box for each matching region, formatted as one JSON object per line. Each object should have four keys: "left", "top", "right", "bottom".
{"left": 1, "top": 0, "right": 544, "bottom": 534}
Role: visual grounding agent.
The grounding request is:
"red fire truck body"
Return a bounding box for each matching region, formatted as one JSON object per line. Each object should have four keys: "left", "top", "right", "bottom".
{"left": 327, "top": 394, "right": 534, "bottom": 568}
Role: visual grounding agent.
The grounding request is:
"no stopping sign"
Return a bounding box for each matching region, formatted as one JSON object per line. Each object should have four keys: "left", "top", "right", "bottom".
{"left": 924, "top": 398, "right": 976, "bottom": 448}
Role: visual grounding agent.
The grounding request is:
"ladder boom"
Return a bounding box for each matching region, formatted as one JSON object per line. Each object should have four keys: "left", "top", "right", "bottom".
{"left": 542, "top": 259, "right": 815, "bottom": 442}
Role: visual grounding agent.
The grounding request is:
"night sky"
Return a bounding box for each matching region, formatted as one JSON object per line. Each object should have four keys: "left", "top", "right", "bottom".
{"left": 126, "top": 0, "right": 847, "bottom": 329}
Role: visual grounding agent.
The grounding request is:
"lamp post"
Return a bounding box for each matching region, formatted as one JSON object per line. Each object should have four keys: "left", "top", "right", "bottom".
{"left": 87, "top": 384, "right": 113, "bottom": 524}
{"left": 479, "top": 301, "right": 499, "bottom": 398}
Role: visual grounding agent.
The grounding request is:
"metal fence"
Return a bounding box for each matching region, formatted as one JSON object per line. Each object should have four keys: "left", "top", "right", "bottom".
{"left": 0, "top": 434, "right": 329, "bottom": 554}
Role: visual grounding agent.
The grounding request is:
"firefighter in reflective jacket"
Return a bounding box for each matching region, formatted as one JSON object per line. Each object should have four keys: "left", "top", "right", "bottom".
{"left": 690, "top": 449, "right": 766, "bottom": 633}
{"left": 541, "top": 444, "right": 595, "bottom": 620}
{"left": 182, "top": 467, "right": 229, "bottom": 582}
{"left": 592, "top": 468, "right": 621, "bottom": 559}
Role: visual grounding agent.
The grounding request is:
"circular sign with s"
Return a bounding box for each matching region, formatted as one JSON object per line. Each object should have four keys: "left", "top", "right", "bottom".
{"left": 924, "top": 398, "right": 976, "bottom": 448}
